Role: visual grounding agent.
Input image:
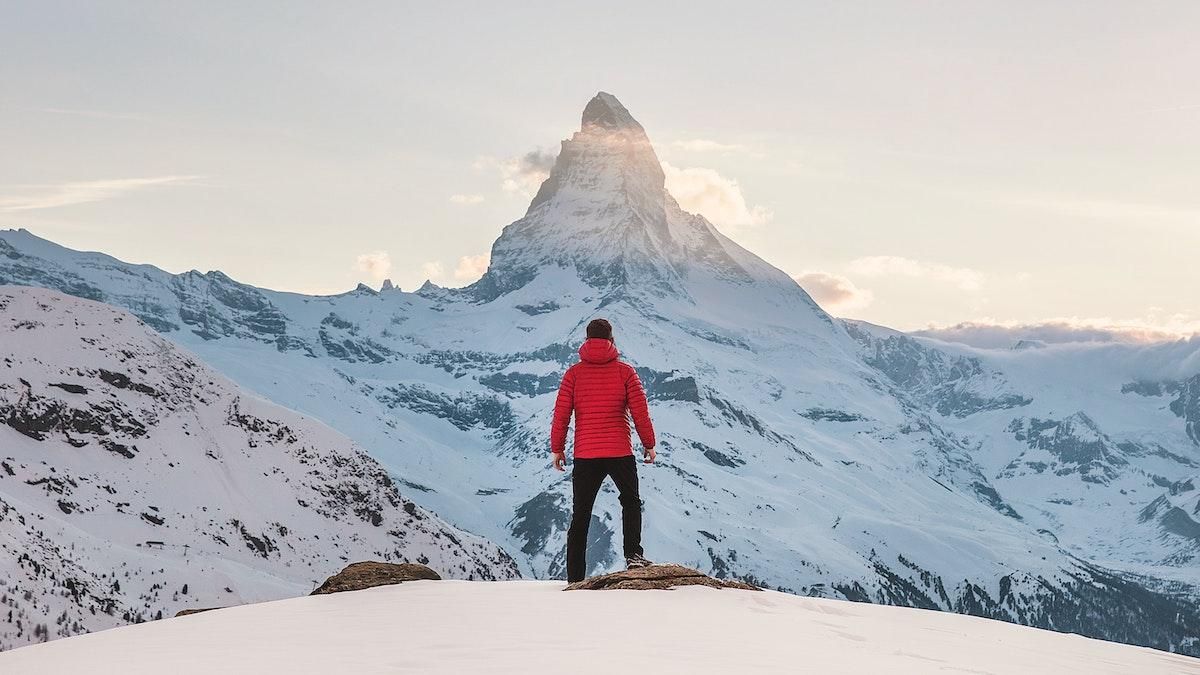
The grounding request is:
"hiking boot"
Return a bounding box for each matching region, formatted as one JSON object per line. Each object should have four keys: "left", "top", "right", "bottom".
{"left": 625, "top": 554, "right": 653, "bottom": 569}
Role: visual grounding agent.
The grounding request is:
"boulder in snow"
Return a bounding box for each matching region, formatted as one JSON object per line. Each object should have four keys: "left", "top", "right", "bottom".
{"left": 564, "top": 564, "right": 759, "bottom": 591}
{"left": 311, "top": 561, "right": 441, "bottom": 595}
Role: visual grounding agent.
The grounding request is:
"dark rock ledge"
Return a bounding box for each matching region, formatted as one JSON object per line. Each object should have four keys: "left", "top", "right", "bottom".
{"left": 175, "top": 607, "right": 222, "bottom": 617}
{"left": 310, "top": 561, "right": 441, "bottom": 595}
{"left": 564, "top": 564, "right": 760, "bottom": 591}
{"left": 175, "top": 561, "right": 442, "bottom": 616}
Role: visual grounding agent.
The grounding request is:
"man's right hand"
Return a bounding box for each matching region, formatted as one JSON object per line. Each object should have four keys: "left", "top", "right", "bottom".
{"left": 552, "top": 451, "right": 566, "bottom": 471}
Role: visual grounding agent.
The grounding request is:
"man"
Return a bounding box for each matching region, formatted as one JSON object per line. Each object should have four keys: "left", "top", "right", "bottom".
{"left": 551, "top": 318, "right": 657, "bottom": 583}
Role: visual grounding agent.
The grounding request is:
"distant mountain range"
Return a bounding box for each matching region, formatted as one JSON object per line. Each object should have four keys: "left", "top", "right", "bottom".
{"left": 1, "top": 92, "right": 1197, "bottom": 654}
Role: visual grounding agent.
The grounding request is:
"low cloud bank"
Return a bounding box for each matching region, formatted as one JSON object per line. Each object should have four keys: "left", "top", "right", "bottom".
{"left": 914, "top": 318, "right": 1200, "bottom": 348}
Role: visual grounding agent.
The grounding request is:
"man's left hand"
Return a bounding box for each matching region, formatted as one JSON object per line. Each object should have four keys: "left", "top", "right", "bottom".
{"left": 643, "top": 446, "right": 657, "bottom": 464}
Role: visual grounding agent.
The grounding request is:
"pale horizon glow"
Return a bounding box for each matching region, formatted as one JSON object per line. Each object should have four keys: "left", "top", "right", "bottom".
{"left": 2, "top": 3, "right": 1197, "bottom": 336}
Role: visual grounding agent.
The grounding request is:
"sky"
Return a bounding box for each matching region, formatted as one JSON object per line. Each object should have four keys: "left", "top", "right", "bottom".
{"left": 2, "top": 1, "right": 1198, "bottom": 337}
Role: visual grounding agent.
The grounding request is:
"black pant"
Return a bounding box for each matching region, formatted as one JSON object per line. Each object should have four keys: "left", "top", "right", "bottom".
{"left": 566, "top": 455, "right": 643, "bottom": 583}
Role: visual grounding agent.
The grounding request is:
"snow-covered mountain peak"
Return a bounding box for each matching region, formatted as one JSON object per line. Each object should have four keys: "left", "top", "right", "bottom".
{"left": 522, "top": 91, "right": 666, "bottom": 228}
{"left": 473, "top": 94, "right": 821, "bottom": 324}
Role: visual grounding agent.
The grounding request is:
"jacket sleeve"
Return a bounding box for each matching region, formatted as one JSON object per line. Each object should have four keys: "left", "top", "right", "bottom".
{"left": 550, "top": 368, "right": 575, "bottom": 454}
{"left": 625, "top": 368, "right": 656, "bottom": 449}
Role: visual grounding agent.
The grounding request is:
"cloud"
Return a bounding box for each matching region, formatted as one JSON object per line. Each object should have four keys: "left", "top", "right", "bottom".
{"left": 353, "top": 251, "right": 392, "bottom": 283}
{"left": 847, "top": 256, "right": 984, "bottom": 291}
{"left": 661, "top": 162, "right": 772, "bottom": 228}
{"left": 414, "top": 254, "right": 490, "bottom": 287}
{"left": 515, "top": 148, "right": 557, "bottom": 174}
{"left": 453, "top": 253, "right": 490, "bottom": 282}
{"left": 671, "top": 139, "right": 747, "bottom": 153}
{"left": 913, "top": 314, "right": 1200, "bottom": 348}
{"left": 420, "top": 261, "right": 445, "bottom": 280}
{"left": 475, "top": 149, "right": 558, "bottom": 197}
{"left": 0, "top": 175, "right": 200, "bottom": 211}
{"left": 450, "top": 194, "right": 485, "bottom": 205}
{"left": 794, "top": 272, "right": 874, "bottom": 313}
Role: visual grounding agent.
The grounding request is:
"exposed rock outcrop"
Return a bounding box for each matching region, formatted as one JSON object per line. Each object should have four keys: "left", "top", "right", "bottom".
{"left": 175, "top": 607, "right": 223, "bottom": 617}
{"left": 311, "top": 561, "right": 441, "bottom": 595}
{"left": 564, "top": 564, "right": 759, "bottom": 591}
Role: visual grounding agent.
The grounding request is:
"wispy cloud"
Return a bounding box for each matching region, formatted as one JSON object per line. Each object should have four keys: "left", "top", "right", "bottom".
{"left": 1142, "top": 103, "right": 1200, "bottom": 114}
{"left": 449, "top": 194, "right": 485, "bottom": 205}
{"left": 37, "top": 107, "right": 148, "bottom": 122}
{"left": 0, "top": 175, "right": 200, "bottom": 212}
{"left": 1003, "top": 193, "right": 1200, "bottom": 229}
{"left": 661, "top": 162, "right": 772, "bottom": 228}
{"left": 474, "top": 149, "right": 557, "bottom": 198}
{"left": 453, "top": 253, "right": 489, "bottom": 282}
{"left": 671, "top": 139, "right": 747, "bottom": 153}
{"left": 353, "top": 251, "right": 392, "bottom": 283}
{"left": 859, "top": 177, "right": 1200, "bottom": 235}
{"left": 414, "top": 253, "right": 490, "bottom": 287}
{"left": 794, "top": 271, "right": 874, "bottom": 313}
{"left": 848, "top": 256, "right": 984, "bottom": 291}
{"left": 420, "top": 261, "right": 445, "bottom": 280}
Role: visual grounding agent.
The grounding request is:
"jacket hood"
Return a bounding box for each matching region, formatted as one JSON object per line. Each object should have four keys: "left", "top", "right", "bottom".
{"left": 578, "top": 337, "right": 619, "bottom": 364}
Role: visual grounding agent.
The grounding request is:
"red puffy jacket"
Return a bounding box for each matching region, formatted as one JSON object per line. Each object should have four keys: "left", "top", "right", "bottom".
{"left": 550, "top": 338, "right": 656, "bottom": 459}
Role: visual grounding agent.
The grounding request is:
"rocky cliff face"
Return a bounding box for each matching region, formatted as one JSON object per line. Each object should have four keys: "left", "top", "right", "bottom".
{"left": 0, "top": 287, "right": 518, "bottom": 650}
{"left": 1, "top": 92, "right": 1199, "bottom": 654}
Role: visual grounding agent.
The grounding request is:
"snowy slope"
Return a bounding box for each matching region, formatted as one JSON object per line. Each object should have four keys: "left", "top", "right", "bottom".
{"left": 1, "top": 93, "right": 1198, "bottom": 654}
{"left": 0, "top": 287, "right": 518, "bottom": 650}
{"left": 1, "top": 581, "right": 1196, "bottom": 675}
{"left": 845, "top": 321, "right": 1200, "bottom": 588}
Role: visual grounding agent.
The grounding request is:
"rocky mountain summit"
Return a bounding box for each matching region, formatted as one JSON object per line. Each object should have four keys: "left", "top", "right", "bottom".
{"left": 1, "top": 93, "right": 1199, "bottom": 654}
